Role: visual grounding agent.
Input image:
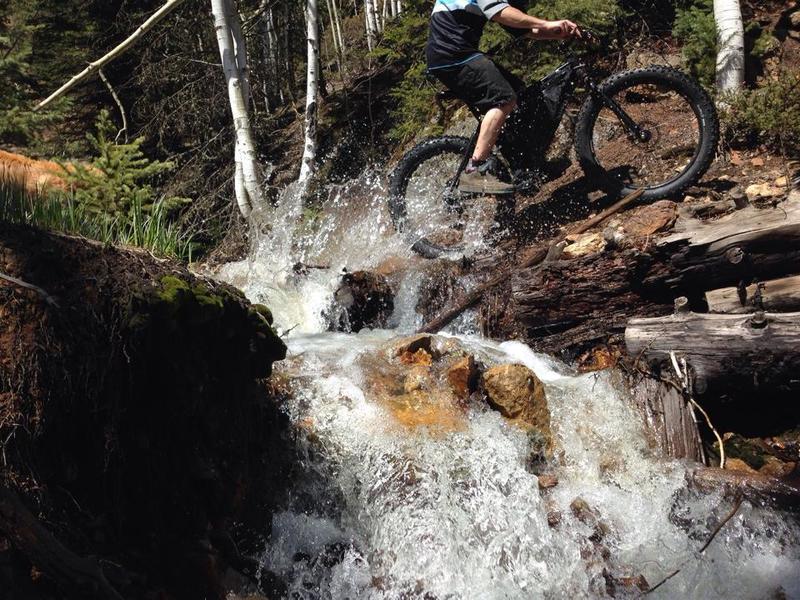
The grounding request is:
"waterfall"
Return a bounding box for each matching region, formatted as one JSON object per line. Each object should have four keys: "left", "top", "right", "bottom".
{"left": 217, "top": 175, "right": 800, "bottom": 599}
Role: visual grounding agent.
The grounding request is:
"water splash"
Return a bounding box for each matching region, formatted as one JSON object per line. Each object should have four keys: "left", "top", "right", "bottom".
{"left": 263, "top": 332, "right": 800, "bottom": 599}
{"left": 217, "top": 174, "right": 800, "bottom": 599}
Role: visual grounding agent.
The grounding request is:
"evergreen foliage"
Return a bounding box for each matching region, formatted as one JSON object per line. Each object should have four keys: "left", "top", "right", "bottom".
{"left": 0, "top": 0, "right": 71, "bottom": 146}
{"left": 722, "top": 73, "right": 800, "bottom": 153}
{"left": 65, "top": 110, "right": 191, "bottom": 219}
{"left": 673, "top": 0, "right": 716, "bottom": 88}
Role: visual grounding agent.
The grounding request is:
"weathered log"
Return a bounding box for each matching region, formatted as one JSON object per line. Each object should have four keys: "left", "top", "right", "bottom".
{"left": 625, "top": 311, "right": 800, "bottom": 393}
{"left": 513, "top": 194, "right": 800, "bottom": 352}
{"left": 689, "top": 467, "right": 800, "bottom": 510}
{"left": 0, "top": 486, "right": 124, "bottom": 600}
{"left": 418, "top": 189, "right": 645, "bottom": 333}
{"left": 706, "top": 275, "right": 800, "bottom": 313}
{"left": 627, "top": 375, "right": 704, "bottom": 463}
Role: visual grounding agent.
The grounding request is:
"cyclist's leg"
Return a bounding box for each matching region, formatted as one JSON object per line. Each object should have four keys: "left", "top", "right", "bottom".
{"left": 431, "top": 56, "right": 518, "bottom": 164}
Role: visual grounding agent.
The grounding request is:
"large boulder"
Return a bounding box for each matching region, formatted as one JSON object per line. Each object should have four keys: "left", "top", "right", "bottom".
{"left": 482, "top": 364, "right": 552, "bottom": 446}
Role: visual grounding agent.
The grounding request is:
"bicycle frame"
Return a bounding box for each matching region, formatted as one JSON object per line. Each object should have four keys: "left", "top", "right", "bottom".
{"left": 443, "top": 56, "right": 649, "bottom": 195}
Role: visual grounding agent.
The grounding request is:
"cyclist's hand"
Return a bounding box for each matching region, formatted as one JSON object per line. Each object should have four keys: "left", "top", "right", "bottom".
{"left": 537, "top": 19, "right": 582, "bottom": 40}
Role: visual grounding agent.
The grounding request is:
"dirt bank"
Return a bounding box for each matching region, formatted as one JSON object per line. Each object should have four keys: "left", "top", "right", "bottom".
{"left": 0, "top": 224, "right": 290, "bottom": 599}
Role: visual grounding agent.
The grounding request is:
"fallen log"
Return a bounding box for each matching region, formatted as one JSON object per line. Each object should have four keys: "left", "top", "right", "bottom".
{"left": 418, "top": 188, "right": 644, "bottom": 333}
{"left": 513, "top": 194, "right": 800, "bottom": 352}
{"left": 689, "top": 467, "right": 800, "bottom": 510}
{"left": 706, "top": 274, "right": 800, "bottom": 313}
{"left": 625, "top": 310, "right": 800, "bottom": 394}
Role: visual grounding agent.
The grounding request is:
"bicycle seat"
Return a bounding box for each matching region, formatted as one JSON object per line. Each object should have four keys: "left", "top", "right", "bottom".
{"left": 436, "top": 90, "right": 460, "bottom": 102}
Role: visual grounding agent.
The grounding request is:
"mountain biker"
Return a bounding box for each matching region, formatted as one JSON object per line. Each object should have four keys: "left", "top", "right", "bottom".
{"left": 426, "top": 0, "right": 581, "bottom": 194}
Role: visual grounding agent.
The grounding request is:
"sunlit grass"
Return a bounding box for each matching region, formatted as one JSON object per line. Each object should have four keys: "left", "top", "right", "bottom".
{"left": 0, "top": 179, "right": 194, "bottom": 261}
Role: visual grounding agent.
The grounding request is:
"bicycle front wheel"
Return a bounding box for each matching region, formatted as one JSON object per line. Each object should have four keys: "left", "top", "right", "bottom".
{"left": 575, "top": 66, "right": 719, "bottom": 201}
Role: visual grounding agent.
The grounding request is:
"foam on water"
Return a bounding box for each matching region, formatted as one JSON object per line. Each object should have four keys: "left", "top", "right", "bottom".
{"left": 262, "top": 332, "right": 800, "bottom": 599}
{"left": 217, "top": 174, "right": 800, "bottom": 599}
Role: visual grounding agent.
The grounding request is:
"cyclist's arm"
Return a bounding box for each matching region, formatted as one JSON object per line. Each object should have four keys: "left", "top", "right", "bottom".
{"left": 491, "top": 7, "right": 580, "bottom": 40}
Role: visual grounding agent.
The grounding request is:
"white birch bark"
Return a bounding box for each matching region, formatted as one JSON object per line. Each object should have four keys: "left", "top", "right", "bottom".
{"left": 298, "top": 0, "right": 320, "bottom": 191}
{"left": 212, "top": 0, "right": 264, "bottom": 216}
{"left": 227, "top": 0, "right": 251, "bottom": 105}
{"left": 714, "top": 0, "right": 745, "bottom": 93}
{"left": 325, "top": 0, "right": 341, "bottom": 58}
{"left": 365, "top": 0, "right": 378, "bottom": 50}
{"left": 331, "top": 0, "right": 345, "bottom": 57}
{"left": 381, "top": 0, "right": 388, "bottom": 28}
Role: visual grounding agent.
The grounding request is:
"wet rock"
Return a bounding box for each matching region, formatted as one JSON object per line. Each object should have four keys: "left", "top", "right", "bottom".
{"left": 546, "top": 510, "right": 562, "bottom": 528}
{"left": 404, "top": 365, "right": 431, "bottom": 394}
{"left": 332, "top": 270, "right": 394, "bottom": 332}
{"left": 570, "top": 497, "right": 611, "bottom": 543}
{"left": 446, "top": 355, "right": 478, "bottom": 400}
{"left": 562, "top": 232, "right": 606, "bottom": 258}
{"left": 482, "top": 364, "right": 551, "bottom": 443}
{"left": 393, "top": 334, "right": 438, "bottom": 358}
{"left": 537, "top": 473, "right": 559, "bottom": 489}
{"left": 400, "top": 348, "right": 433, "bottom": 367}
{"left": 391, "top": 333, "right": 460, "bottom": 360}
{"left": 576, "top": 346, "right": 618, "bottom": 372}
{"left": 724, "top": 457, "right": 758, "bottom": 474}
{"left": 759, "top": 456, "right": 796, "bottom": 478}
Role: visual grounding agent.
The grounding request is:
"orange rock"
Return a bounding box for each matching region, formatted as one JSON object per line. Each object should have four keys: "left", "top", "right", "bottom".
{"left": 446, "top": 355, "right": 477, "bottom": 399}
{"left": 482, "top": 364, "right": 551, "bottom": 447}
{"left": 399, "top": 348, "right": 432, "bottom": 366}
{"left": 537, "top": 473, "right": 559, "bottom": 489}
{"left": 577, "top": 347, "right": 617, "bottom": 372}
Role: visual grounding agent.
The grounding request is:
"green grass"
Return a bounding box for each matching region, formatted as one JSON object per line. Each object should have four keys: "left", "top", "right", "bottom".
{"left": 0, "top": 180, "right": 195, "bottom": 261}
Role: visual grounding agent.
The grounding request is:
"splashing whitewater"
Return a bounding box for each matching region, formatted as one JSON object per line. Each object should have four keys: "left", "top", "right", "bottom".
{"left": 218, "top": 175, "right": 800, "bottom": 599}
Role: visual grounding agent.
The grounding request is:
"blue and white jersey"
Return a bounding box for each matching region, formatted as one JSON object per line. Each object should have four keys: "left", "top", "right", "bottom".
{"left": 426, "top": 0, "right": 526, "bottom": 69}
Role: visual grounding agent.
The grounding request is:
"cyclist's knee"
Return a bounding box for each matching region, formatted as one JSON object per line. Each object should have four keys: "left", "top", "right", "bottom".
{"left": 500, "top": 96, "right": 517, "bottom": 114}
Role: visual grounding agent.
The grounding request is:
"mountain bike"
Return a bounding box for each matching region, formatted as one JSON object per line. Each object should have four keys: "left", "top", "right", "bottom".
{"left": 387, "top": 35, "right": 719, "bottom": 258}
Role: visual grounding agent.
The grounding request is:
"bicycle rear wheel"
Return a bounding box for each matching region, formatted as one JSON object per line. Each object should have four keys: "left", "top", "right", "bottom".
{"left": 388, "top": 136, "right": 513, "bottom": 259}
{"left": 575, "top": 66, "right": 719, "bottom": 201}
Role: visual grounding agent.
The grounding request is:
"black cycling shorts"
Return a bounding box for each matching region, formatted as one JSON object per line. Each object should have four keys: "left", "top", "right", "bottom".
{"left": 431, "top": 55, "right": 524, "bottom": 113}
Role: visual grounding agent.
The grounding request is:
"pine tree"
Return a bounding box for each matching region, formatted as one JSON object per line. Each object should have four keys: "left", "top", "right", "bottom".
{"left": 66, "top": 110, "right": 190, "bottom": 219}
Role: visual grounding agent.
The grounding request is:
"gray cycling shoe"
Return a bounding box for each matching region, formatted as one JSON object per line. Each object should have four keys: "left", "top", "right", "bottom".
{"left": 457, "top": 160, "right": 515, "bottom": 195}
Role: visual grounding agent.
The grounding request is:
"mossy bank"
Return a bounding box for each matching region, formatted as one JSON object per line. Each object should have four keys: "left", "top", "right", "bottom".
{"left": 0, "top": 223, "right": 290, "bottom": 599}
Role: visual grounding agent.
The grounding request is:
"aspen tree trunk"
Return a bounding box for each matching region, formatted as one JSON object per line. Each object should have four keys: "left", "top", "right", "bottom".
{"left": 365, "top": 0, "right": 378, "bottom": 50}
{"left": 267, "top": 8, "right": 285, "bottom": 104}
{"left": 331, "top": 0, "right": 346, "bottom": 58}
{"left": 227, "top": 0, "right": 251, "bottom": 105}
{"left": 298, "top": 0, "right": 320, "bottom": 191}
{"left": 381, "top": 0, "right": 388, "bottom": 28}
{"left": 714, "top": 0, "right": 745, "bottom": 92}
{"left": 211, "top": 0, "right": 264, "bottom": 216}
{"left": 325, "top": 0, "right": 341, "bottom": 60}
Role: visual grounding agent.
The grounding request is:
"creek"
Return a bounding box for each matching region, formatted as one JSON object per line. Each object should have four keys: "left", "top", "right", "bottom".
{"left": 218, "top": 175, "right": 800, "bottom": 599}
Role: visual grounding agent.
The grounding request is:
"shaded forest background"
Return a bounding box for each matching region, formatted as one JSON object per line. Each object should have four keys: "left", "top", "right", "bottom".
{"left": 1, "top": 0, "right": 798, "bottom": 257}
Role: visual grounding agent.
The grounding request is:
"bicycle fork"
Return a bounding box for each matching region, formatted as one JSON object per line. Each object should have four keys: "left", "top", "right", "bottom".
{"left": 589, "top": 82, "right": 652, "bottom": 143}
